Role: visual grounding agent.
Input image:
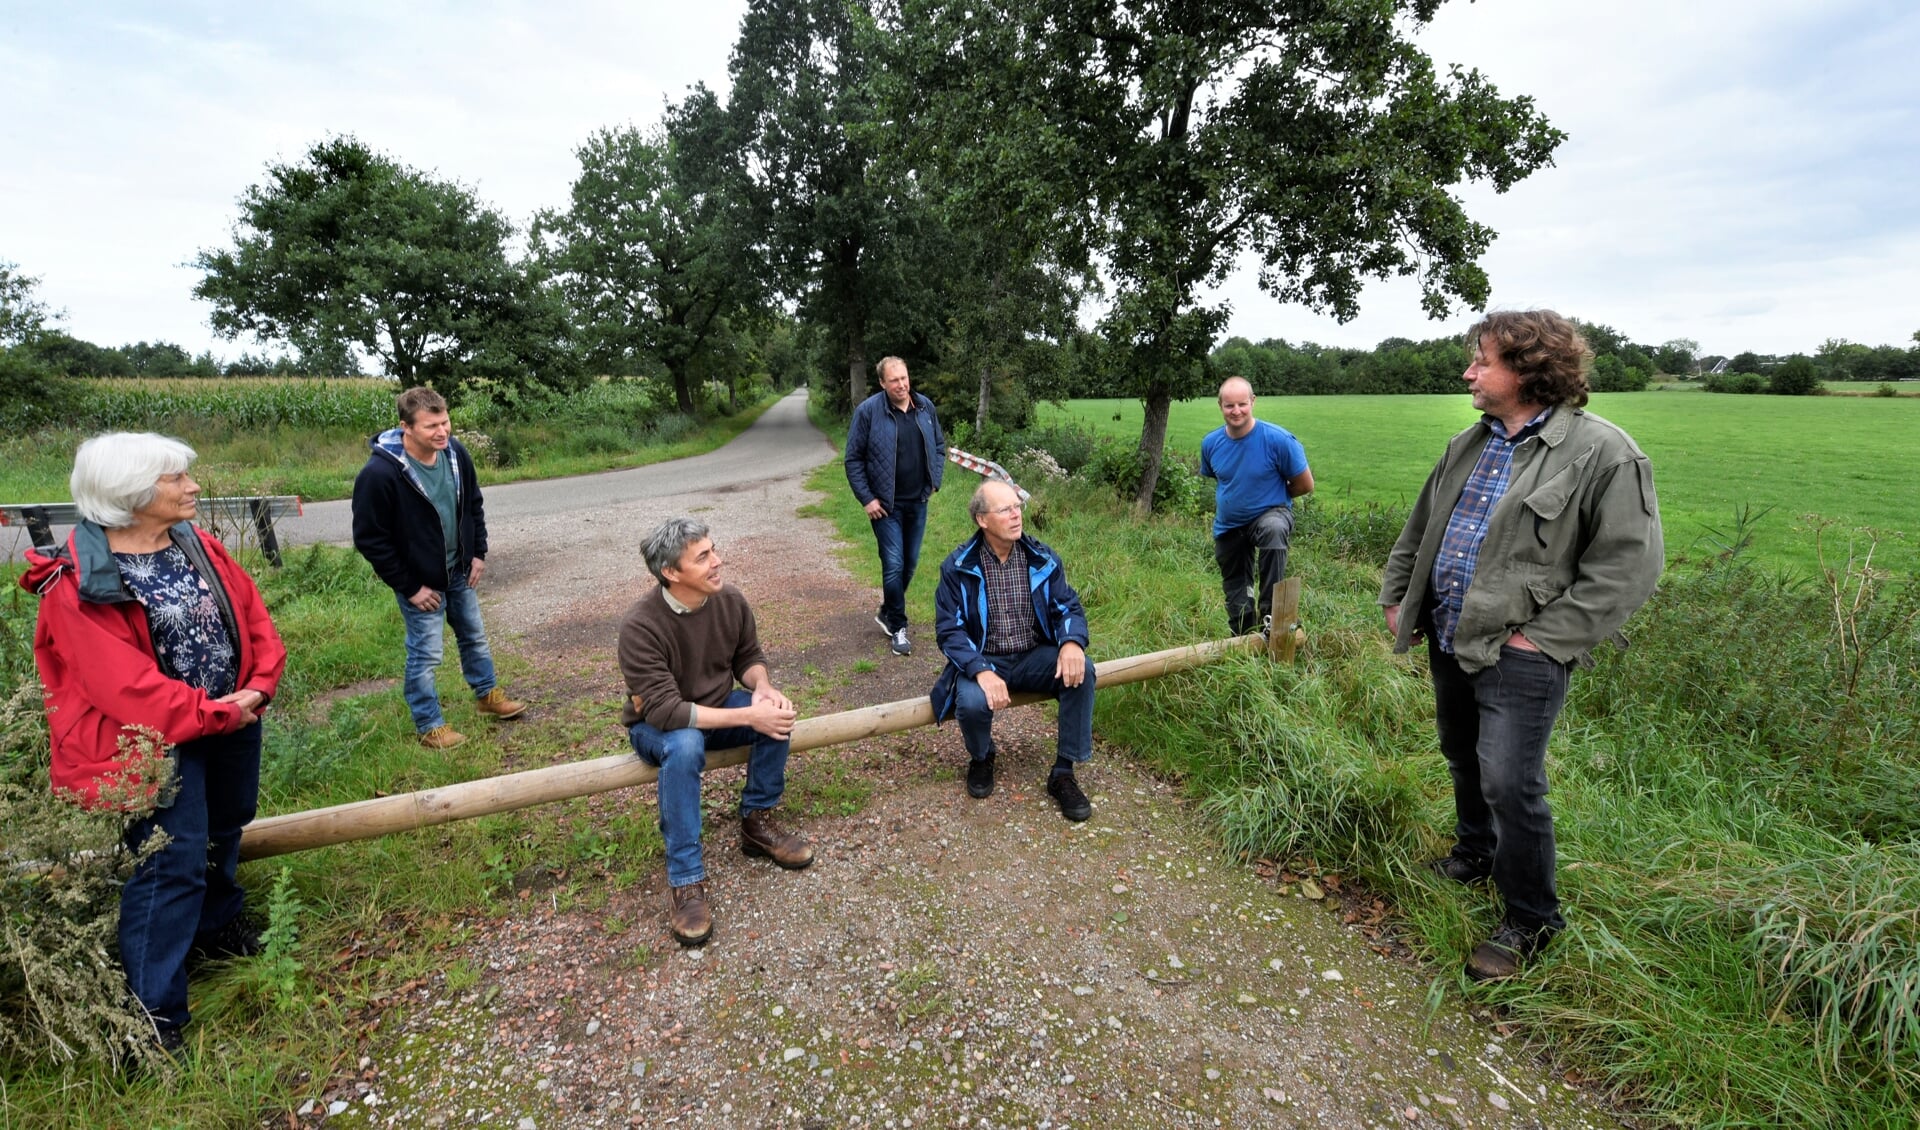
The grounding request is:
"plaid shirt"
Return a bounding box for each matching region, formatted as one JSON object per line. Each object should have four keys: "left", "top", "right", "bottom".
{"left": 1430, "top": 408, "right": 1552, "bottom": 653}
{"left": 980, "top": 541, "right": 1040, "bottom": 655}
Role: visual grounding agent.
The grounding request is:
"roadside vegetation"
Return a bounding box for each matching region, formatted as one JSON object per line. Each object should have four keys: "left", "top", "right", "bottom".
{"left": 0, "top": 376, "right": 778, "bottom": 504}
{"left": 812, "top": 407, "right": 1920, "bottom": 1128}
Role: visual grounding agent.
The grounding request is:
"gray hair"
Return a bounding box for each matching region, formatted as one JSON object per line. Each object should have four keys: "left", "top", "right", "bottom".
{"left": 70, "top": 432, "right": 197, "bottom": 529}
{"left": 642, "top": 516, "right": 711, "bottom": 585}
{"left": 969, "top": 480, "right": 1018, "bottom": 519}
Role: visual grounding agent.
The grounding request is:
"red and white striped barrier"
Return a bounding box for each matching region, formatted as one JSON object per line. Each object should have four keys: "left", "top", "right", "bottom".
{"left": 946, "top": 447, "right": 1030, "bottom": 502}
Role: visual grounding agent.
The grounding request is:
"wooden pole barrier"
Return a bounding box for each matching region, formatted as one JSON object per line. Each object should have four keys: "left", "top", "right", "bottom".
{"left": 1267, "top": 576, "right": 1303, "bottom": 663}
{"left": 238, "top": 634, "right": 1271, "bottom": 861}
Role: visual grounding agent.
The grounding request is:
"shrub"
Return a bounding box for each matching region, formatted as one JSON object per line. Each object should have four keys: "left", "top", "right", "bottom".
{"left": 1704, "top": 371, "right": 1765, "bottom": 394}
{"left": 1, "top": 709, "right": 180, "bottom": 1072}
{"left": 1769, "top": 355, "right": 1820, "bottom": 396}
{"left": 1876, "top": 382, "right": 1898, "bottom": 398}
{"left": 1082, "top": 439, "right": 1210, "bottom": 516}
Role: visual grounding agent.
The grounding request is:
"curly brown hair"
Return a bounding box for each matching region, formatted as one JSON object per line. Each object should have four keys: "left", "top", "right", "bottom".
{"left": 1468, "top": 310, "right": 1592, "bottom": 410}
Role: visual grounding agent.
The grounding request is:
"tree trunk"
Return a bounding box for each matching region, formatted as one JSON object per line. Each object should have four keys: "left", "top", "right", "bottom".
{"left": 667, "top": 363, "right": 696, "bottom": 414}
{"left": 976, "top": 363, "right": 991, "bottom": 431}
{"left": 846, "top": 329, "right": 868, "bottom": 411}
{"left": 1132, "top": 383, "right": 1173, "bottom": 513}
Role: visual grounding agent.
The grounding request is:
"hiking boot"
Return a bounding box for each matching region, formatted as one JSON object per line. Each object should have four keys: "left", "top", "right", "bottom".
{"left": 740, "top": 811, "right": 814, "bottom": 870}
{"left": 419, "top": 724, "right": 467, "bottom": 750}
{"left": 189, "top": 910, "right": 265, "bottom": 965}
{"left": 474, "top": 687, "right": 527, "bottom": 720}
{"left": 1428, "top": 853, "right": 1493, "bottom": 885}
{"left": 966, "top": 752, "right": 996, "bottom": 799}
{"left": 669, "top": 882, "right": 712, "bottom": 947}
{"left": 1047, "top": 770, "right": 1091, "bottom": 822}
{"left": 1465, "top": 921, "right": 1552, "bottom": 982}
{"left": 889, "top": 626, "right": 912, "bottom": 656}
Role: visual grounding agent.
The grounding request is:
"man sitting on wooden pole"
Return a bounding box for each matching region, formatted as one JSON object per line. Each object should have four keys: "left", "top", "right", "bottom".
{"left": 619, "top": 517, "right": 815, "bottom": 947}
{"left": 931, "top": 480, "right": 1097, "bottom": 822}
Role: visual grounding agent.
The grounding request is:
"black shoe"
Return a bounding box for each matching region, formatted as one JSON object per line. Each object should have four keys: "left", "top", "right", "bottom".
{"left": 1047, "top": 771, "right": 1091, "bottom": 822}
{"left": 188, "top": 911, "right": 265, "bottom": 965}
{"left": 1465, "top": 921, "right": 1553, "bottom": 982}
{"left": 155, "top": 1023, "right": 186, "bottom": 1057}
{"left": 966, "top": 753, "right": 995, "bottom": 799}
{"left": 1428, "top": 853, "right": 1492, "bottom": 885}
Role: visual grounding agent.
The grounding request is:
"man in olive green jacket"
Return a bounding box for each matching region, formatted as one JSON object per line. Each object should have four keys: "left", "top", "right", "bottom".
{"left": 1380, "top": 309, "right": 1662, "bottom": 983}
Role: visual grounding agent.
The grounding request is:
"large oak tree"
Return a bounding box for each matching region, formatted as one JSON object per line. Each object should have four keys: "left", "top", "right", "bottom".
{"left": 881, "top": 0, "right": 1565, "bottom": 508}
{"left": 195, "top": 136, "right": 578, "bottom": 399}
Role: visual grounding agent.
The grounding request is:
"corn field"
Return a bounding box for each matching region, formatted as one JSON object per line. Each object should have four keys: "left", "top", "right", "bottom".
{"left": 71, "top": 378, "right": 398, "bottom": 432}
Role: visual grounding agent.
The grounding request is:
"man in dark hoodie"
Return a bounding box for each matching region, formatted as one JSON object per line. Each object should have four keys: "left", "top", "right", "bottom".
{"left": 352, "top": 387, "right": 525, "bottom": 749}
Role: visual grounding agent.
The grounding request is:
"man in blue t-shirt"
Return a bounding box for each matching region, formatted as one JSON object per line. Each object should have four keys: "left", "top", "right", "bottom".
{"left": 1199, "top": 377, "right": 1314, "bottom": 636}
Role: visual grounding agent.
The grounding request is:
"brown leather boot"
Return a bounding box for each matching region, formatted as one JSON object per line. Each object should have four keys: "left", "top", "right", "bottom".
{"left": 740, "top": 810, "right": 814, "bottom": 870}
{"left": 474, "top": 687, "right": 527, "bottom": 720}
{"left": 418, "top": 725, "right": 467, "bottom": 750}
{"left": 668, "top": 882, "right": 712, "bottom": 947}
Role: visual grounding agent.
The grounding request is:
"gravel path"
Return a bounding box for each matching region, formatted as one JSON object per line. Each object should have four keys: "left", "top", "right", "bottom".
{"left": 287, "top": 393, "right": 1625, "bottom": 1130}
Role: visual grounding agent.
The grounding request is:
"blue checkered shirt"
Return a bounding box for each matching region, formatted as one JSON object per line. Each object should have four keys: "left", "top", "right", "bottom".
{"left": 1430, "top": 408, "right": 1552, "bottom": 653}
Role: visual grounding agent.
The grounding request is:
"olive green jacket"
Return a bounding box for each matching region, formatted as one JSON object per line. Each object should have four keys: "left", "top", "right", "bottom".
{"left": 1378, "top": 407, "right": 1663, "bottom": 674}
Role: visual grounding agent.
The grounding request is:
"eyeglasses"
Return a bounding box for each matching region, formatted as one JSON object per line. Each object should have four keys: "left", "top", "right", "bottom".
{"left": 989, "top": 503, "right": 1023, "bottom": 518}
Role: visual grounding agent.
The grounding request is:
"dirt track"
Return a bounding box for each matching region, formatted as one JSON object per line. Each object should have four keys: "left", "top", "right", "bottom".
{"left": 291, "top": 392, "right": 1623, "bottom": 1129}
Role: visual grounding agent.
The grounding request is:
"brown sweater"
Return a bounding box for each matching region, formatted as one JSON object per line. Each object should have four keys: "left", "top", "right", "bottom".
{"left": 617, "top": 583, "right": 768, "bottom": 731}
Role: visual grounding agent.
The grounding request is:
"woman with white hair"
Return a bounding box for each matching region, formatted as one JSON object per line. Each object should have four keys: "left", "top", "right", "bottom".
{"left": 19, "top": 432, "right": 286, "bottom": 1055}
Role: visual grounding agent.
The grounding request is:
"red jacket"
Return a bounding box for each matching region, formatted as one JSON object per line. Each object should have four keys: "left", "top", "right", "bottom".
{"left": 20, "top": 521, "right": 286, "bottom": 808}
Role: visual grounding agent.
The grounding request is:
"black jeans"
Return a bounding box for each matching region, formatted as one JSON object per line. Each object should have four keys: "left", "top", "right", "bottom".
{"left": 1214, "top": 505, "right": 1293, "bottom": 635}
{"left": 1428, "top": 638, "right": 1570, "bottom": 934}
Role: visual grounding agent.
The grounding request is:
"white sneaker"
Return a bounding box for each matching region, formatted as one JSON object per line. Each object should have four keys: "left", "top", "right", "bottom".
{"left": 889, "top": 627, "right": 911, "bottom": 656}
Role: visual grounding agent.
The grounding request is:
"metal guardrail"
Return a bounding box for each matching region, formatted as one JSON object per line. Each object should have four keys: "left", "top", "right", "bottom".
{"left": 0, "top": 496, "right": 304, "bottom": 566}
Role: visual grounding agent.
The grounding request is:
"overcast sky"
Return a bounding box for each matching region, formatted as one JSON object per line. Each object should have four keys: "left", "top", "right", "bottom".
{"left": 2, "top": 0, "right": 1915, "bottom": 363}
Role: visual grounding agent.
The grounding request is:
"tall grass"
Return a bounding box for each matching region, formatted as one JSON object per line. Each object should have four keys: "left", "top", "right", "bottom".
{"left": 810, "top": 446, "right": 1920, "bottom": 1128}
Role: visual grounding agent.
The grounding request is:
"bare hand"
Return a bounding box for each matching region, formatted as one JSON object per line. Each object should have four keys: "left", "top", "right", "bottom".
{"left": 745, "top": 697, "right": 798, "bottom": 740}
{"left": 752, "top": 682, "right": 795, "bottom": 714}
{"left": 216, "top": 689, "right": 263, "bottom": 726}
{"left": 467, "top": 558, "right": 486, "bottom": 586}
{"left": 1508, "top": 629, "right": 1540, "bottom": 652}
{"left": 976, "top": 670, "right": 1010, "bottom": 711}
{"left": 1056, "top": 642, "right": 1087, "bottom": 688}
{"left": 1384, "top": 604, "right": 1423, "bottom": 643}
{"left": 864, "top": 499, "right": 887, "bottom": 520}
{"left": 409, "top": 587, "right": 442, "bottom": 612}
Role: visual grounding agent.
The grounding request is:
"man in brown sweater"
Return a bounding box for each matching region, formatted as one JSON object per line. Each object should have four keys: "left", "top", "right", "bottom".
{"left": 619, "top": 516, "right": 814, "bottom": 946}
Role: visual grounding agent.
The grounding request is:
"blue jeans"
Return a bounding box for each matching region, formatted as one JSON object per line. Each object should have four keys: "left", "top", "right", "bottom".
{"left": 870, "top": 499, "right": 929, "bottom": 632}
{"left": 627, "top": 689, "right": 792, "bottom": 888}
{"left": 397, "top": 575, "right": 496, "bottom": 732}
{"left": 953, "top": 644, "right": 1096, "bottom": 765}
{"left": 119, "top": 722, "right": 261, "bottom": 1032}
{"left": 1215, "top": 505, "right": 1294, "bottom": 635}
{"left": 1428, "top": 638, "right": 1570, "bottom": 933}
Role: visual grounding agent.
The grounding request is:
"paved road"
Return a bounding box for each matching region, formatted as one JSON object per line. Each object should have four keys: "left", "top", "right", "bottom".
{"left": 2, "top": 389, "right": 836, "bottom": 566}
{"left": 282, "top": 387, "right": 836, "bottom": 549}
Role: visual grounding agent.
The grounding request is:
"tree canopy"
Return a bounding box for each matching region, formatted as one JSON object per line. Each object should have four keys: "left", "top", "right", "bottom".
{"left": 194, "top": 136, "right": 579, "bottom": 400}
{"left": 534, "top": 94, "right": 765, "bottom": 414}
{"left": 876, "top": 0, "right": 1565, "bottom": 507}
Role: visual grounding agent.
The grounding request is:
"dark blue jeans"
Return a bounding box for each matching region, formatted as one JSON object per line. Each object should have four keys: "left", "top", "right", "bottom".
{"left": 627, "top": 689, "right": 791, "bottom": 888}
{"left": 952, "top": 644, "right": 1096, "bottom": 765}
{"left": 119, "top": 722, "right": 261, "bottom": 1032}
{"left": 1428, "top": 638, "right": 1570, "bottom": 934}
{"left": 870, "top": 499, "right": 929, "bottom": 632}
{"left": 1214, "top": 505, "right": 1294, "bottom": 635}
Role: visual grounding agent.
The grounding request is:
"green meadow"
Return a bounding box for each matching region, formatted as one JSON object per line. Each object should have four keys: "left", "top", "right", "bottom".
{"left": 1042, "top": 392, "right": 1920, "bottom": 576}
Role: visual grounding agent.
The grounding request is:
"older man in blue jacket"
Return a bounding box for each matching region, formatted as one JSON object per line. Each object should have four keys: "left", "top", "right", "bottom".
{"left": 845, "top": 356, "right": 946, "bottom": 657}
{"left": 931, "top": 479, "right": 1096, "bottom": 822}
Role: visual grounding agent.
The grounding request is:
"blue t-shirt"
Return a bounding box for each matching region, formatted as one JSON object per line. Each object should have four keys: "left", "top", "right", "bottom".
{"left": 1199, "top": 419, "right": 1310, "bottom": 537}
